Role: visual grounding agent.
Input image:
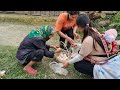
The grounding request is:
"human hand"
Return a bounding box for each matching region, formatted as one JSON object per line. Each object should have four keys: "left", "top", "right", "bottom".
{"left": 51, "top": 45, "right": 59, "bottom": 50}
{"left": 62, "top": 61, "right": 69, "bottom": 68}
{"left": 67, "top": 38, "right": 74, "bottom": 45}
{"left": 71, "top": 43, "right": 77, "bottom": 47}
{"left": 55, "top": 48, "right": 63, "bottom": 53}
{"left": 73, "top": 33, "right": 80, "bottom": 39}
{"left": 67, "top": 38, "right": 78, "bottom": 47}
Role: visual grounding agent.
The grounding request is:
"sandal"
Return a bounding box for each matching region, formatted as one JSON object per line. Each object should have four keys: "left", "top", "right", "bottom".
{"left": 23, "top": 67, "right": 38, "bottom": 75}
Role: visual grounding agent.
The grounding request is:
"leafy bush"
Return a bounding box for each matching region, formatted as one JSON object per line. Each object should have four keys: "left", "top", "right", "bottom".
{"left": 109, "top": 12, "right": 120, "bottom": 31}
{"left": 92, "top": 12, "right": 120, "bottom": 39}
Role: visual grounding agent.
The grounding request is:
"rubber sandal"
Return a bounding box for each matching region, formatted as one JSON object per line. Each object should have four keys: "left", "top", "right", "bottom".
{"left": 23, "top": 67, "right": 38, "bottom": 75}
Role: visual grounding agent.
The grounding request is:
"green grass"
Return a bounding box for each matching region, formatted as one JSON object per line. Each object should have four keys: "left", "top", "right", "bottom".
{"left": 0, "top": 26, "right": 91, "bottom": 79}
{"left": 0, "top": 14, "right": 57, "bottom": 25}
{"left": 0, "top": 45, "right": 91, "bottom": 79}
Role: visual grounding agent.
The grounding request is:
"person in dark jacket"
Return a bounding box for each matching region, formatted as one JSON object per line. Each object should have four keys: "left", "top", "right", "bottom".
{"left": 16, "top": 25, "right": 62, "bottom": 75}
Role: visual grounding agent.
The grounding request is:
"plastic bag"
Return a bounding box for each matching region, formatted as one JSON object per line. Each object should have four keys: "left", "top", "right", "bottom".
{"left": 49, "top": 61, "right": 68, "bottom": 76}
{"left": 93, "top": 55, "right": 120, "bottom": 79}
{"left": 0, "top": 70, "right": 5, "bottom": 77}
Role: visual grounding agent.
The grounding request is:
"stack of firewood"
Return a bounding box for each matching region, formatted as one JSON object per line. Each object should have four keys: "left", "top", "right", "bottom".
{"left": 80, "top": 11, "right": 118, "bottom": 27}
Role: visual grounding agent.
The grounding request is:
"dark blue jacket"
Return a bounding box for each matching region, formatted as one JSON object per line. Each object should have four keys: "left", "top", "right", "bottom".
{"left": 16, "top": 35, "right": 54, "bottom": 61}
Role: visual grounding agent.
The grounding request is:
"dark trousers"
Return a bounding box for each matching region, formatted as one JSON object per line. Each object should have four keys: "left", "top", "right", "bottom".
{"left": 23, "top": 45, "right": 50, "bottom": 66}
{"left": 59, "top": 28, "right": 74, "bottom": 49}
{"left": 74, "top": 59, "right": 95, "bottom": 77}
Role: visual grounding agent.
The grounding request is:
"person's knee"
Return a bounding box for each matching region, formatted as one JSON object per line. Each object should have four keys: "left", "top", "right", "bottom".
{"left": 74, "top": 62, "right": 87, "bottom": 73}
{"left": 46, "top": 45, "right": 50, "bottom": 50}
{"left": 32, "top": 50, "right": 44, "bottom": 62}
{"left": 74, "top": 61, "right": 94, "bottom": 77}
{"left": 36, "top": 50, "right": 44, "bottom": 55}
{"left": 74, "top": 62, "right": 82, "bottom": 71}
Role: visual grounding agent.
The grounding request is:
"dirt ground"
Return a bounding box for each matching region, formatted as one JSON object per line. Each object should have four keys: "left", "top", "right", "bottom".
{"left": 0, "top": 23, "right": 34, "bottom": 46}
{"left": 0, "top": 22, "right": 59, "bottom": 46}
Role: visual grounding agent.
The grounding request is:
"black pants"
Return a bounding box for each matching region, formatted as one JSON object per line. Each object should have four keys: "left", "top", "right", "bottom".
{"left": 59, "top": 28, "right": 74, "bottom": 49}
{"left": 23, "top": 45, "right": 50, "bottom": 66}
{"left": 74, "top": 60, "right": 95, "bottom": 77}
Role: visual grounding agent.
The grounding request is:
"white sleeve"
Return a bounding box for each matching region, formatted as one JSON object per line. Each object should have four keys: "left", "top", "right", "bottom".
{"left": 68, "top": 36, "right": 93, "bottom": 64}
{"left": 68, "top": 54, "right": 84, "bottom": 64}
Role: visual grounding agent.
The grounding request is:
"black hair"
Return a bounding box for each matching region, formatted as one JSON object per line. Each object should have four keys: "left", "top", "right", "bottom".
{"left": 67, "top": 11, "right": 79, "bottom": 15}
{"left": 76, "top": 14, "right": 101, "bottom": 51}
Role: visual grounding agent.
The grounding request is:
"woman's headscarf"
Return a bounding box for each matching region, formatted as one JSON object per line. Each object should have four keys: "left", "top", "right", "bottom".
{"left": 29, "top": 25, "right": 53, "bottom": 42}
